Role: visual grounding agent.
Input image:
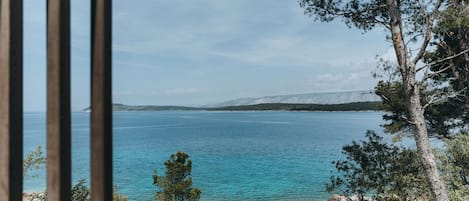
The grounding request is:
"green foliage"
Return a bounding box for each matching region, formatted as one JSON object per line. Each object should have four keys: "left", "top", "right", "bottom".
{"left": 375, "top": 81, "right": 458, "bottom": 138}
{"left": 69, "top": 182, "right": 128, "bottom": 201}
{"left": 300, "top": 1, "right": 466, "bottom": 200}
{"left": 428, "top": 0, "right": 469, "bottom": 87}
{"left": 29, "top": 180, "right": 127, "bottom": 201}
{"left": 326, "top": 131, "right": 431, "bottom": 201}
{"left": 28, "top": 179, "right": 90, "bottom": 201}
{"left": 70, "top": 179, "right": 90, "bottom": 201}
{"left": 372, "top": 0, "right": 469, "bottom": 138}
{"left": 153, "top": 152, "right": 201, "bottom": 201}
{"left": 385, "top": 149, "right": 431, "bottom": 201}
{"left": 326, "top": 131, "right": 394, "bottom": 199}
{"left": 113, "top": 186, "right": 128, "bottom": 201}
{"left": 300, "top": 0, "right": 468, "bottom": 138}
{"left": 23, "top": 145, "right": 46, "bottom": 177}
{"left": 300, "top": 0, "right": 390, "bottom": 31}
{"left": 373, "top": 0, "right": 469, "bottom": 138}
{"left": 424, "top": 0, "right": 469, "bottom": 132}
{"left": 375, "top": 81, "right": 410, "bottom": 135}
{"left": 299, "top": 0, "right": 428, "bottom": 35}
{"left": 22, "top": 147, "right": 127, "bottom": 201}
{"left": 438, "top": 133, "right": 469, "bottom": 201}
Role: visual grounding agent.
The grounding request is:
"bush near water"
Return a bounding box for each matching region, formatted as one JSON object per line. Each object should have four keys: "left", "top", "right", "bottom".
{"left": 153, "top": 152, "right": 201, "bottom": 201}
{"left": 22, "top": 146, "right": 128, "bottom": 201}
{"left": 327, "top": 131, "right": 469, "bottom": 201}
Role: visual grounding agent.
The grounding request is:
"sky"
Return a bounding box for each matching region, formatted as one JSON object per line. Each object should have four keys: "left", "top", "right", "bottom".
{"left": 24, "top": 0, "right": 395, "bottom": 112}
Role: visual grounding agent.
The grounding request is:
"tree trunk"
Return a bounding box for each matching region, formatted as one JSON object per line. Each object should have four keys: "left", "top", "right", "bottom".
{"left": 407, "top": 70, "right": 449, "bottom": 201}
{"left": 387, "top": 0, "right": 450, "bottom": 200}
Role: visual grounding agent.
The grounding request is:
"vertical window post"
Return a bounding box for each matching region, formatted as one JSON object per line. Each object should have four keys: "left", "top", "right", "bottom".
{"left": 0, "top": 0, "right": 23, "bottom": 200}
{"left": 91, "top": 0, "right": 113, "bottom": 200}
{"left": 46, "top": 0, "right": 71, "bottom": 200}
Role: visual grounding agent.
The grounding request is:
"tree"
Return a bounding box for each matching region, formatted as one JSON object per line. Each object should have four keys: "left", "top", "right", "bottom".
{"left": 326, "top": 131, "right": 431, "bottom": 201}
{"left": 27, "top": 179, "right": 128, "bottom": 201}
{"left": 70, "top": 179, "right": 90, "bottom": 201}
{"left": 424, "top": 0, "right": 469, "bottom": 134}
{"left": 299, "top": 1, "right": 469, "bottom": 200}
{"left": 374, "top": 80, "right": 459, "bottom": 139}
{"left": 153, "top": 152, "right": 201, "bottom": 201}
{"left": 438, "top": 133, "right": 469, "bottom": 201}
{"left": 23, "top": 145, "right": 47, "bottom": 177}
{"left": 113, "top": 186, "right": 128, "bottom": 201}
{"left": 23, "top": 147, "right": 127, "bottom": 201}
{"left": 372, "top": 0, "right": 469, "bottom": 139}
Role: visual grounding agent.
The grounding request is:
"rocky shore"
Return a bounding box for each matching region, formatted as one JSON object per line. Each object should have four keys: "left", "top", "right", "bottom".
{"left": 22, "top": 192, "right": 45, "bottom": 201}
{"left": 328, "top": 194, "right": 373, "bottom": 201}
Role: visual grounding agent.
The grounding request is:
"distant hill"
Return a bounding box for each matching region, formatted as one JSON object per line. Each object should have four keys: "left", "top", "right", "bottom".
{"left": 208, "top": 102, "right": 380, "bottom": 111}
{"left": 83, "top": 102, "right": 381, "bottom": 112}
{"left": 82, "top": 103, "right": 202, "bottom": 112}
{"left": 204, "top": 90, "right": 380, "bottom": 107}
{"left": 82, "top": 91, "right": 382, "bottom": 112}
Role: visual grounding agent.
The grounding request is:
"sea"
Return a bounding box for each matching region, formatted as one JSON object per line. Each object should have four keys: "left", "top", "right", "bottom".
{"left": 23, "top": 111, "right": 385, "bottom": 201}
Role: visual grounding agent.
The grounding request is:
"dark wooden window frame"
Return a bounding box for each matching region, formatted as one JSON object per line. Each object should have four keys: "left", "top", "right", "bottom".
{"left": 0, "top": 0, "right": 113, "bottom": 200}
{"left": 0, "top": 0, "right": 24, "bottom": 200}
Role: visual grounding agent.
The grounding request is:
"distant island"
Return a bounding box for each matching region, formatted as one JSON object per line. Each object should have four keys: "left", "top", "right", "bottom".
{"left": 83, "top": 102, "right": 381, "bottom": 112}
{"left": 82, "top": 103, "right": 201, "bottom": 112}
{"left": 83, "top": 91, "right": 382, "bottom": 112}
{"left": 203, "top": 90, "right": 380, "bottom": 107}
{"left": 208, "top": 102, "right": 380, "bottom": 111}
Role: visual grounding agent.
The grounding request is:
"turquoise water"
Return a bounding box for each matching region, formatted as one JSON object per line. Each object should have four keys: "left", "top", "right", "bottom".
{"left": 24, "top": 111, "right": 384, "bottom": 201}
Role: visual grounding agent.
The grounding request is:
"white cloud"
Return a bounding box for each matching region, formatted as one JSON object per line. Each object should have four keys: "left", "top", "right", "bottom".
{"left": 85, "top": 0, "right": 392, "bottom": 106}
{"left": 112, "top": 0, "right": 387, "bottom": 69}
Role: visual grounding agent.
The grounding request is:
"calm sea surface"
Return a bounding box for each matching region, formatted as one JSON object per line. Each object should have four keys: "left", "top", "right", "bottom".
{"left": 24, "top": 111, "right": 384, "bottom": 201}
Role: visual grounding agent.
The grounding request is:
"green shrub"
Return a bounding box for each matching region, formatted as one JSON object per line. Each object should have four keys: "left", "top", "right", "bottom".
{"left": 71, "top": 179, "right": 90, "bottom": 201}
{"left": 153, "top": 152, "right": 201, "bottom": 201}
{"left": 113, "top": 186, "right": 128, "bottom": 201}
{"left": 439, "top": 133, "right": 469, "bottom": 201}
{"left": 326, "top": 131, "right": 430, "bottom": 201}
{"left": 23, "top": 145, "right": 46, "bottom": 178}
{"left": 23, "top": 146, "right": 127, "bottom": 201}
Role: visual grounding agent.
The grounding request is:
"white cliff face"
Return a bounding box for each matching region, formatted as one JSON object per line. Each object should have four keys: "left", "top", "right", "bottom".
{"left": 207, "top": 90, "right": 380, "bottom": 107}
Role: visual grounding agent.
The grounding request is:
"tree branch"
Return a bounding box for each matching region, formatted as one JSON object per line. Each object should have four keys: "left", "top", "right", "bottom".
{"left": 422, "top": 65, "right": 453, "bottom": 81}
{"left": 406, "top": 33, "right": 425, "bottom": 46}
{"left": 423, "top": 88, "right": 466, "bottom": 109}
{"left": 412, "top": 0, "right": 443, "bottom": 65}
{"left": 417, "top": 48, "right": 469, "bottom": 72}
{"left": 375, "top": 19, "right": 391, "bottom": 30}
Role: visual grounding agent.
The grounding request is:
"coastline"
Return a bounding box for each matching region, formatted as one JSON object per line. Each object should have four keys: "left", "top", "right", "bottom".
{"left": 22, "top": 192, "right": 366, "bottom": 201}
{"left": 23, "top": 192, "right": 45, "bottom": 201}
{"left": 82, "top": 102, "right": 382, "bottom": 113}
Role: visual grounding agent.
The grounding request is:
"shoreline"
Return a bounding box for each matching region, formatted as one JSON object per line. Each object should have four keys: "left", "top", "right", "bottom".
{"left": 89, "top": 110, "right": 383, "bottom": 113}
{"left": 22, "top": 191, "right": 366, "bottom": 201}
{"left": 23, "top": 192, "right": 45, "bottom": 201}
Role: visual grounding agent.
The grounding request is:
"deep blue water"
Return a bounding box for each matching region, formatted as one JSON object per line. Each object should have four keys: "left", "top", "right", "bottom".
{"left": 24, "top": 111, "right": 384, "bottom": 201}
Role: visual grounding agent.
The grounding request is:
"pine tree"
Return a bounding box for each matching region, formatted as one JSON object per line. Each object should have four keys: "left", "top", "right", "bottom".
{"left": 153, "top": 152, "right": 201, "bottom": 201}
